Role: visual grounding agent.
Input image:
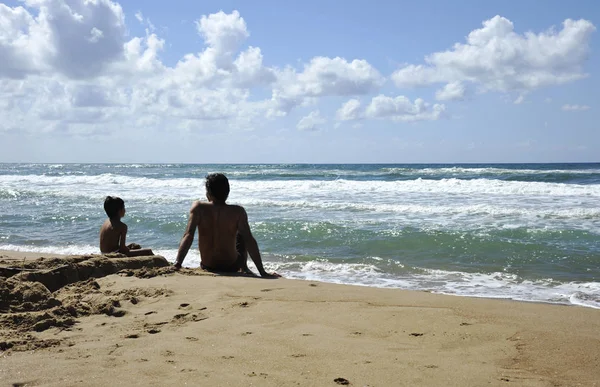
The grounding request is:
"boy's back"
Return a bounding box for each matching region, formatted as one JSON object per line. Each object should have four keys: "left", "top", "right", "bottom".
{"left": 99, "top": 219, "right": 126, "bottom": 254}
{"left": 99, "top": 196, "right": 153, "bottom": 257}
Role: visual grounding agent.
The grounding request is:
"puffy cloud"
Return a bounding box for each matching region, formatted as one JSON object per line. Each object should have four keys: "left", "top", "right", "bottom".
{"left": 435, "top": 82, "right": 466, "bottom": 101}
{"left": 513, "top": 94, "right": 525, "bottom": 104}
{"left": 392, "top": 16, "right": 595, "bottom": 95}
{"left": 297, "top": 110, "right": 326, "bottom": 131}
{"left": 561, "top": 104, "right": 590, "bottom": 111}
{"left": 270, "top": 57, "right": 384, "bottom": 116}
{"left": 0, "top": 4, "right": 282, "bottom": 134}
{"left": 0, "top": 2, "right": 392, "bottom": 136}
{"left": 169, "top": 11, "right": 274, "bottom": 88}
{"left": 336, "top": 99, "right": 362, "bottom": 121}
{"left": 0, "top": 0, "right": 127, "bottom": 79}
{"left": 365, "top": 95, "right": 445, "bottom": 122}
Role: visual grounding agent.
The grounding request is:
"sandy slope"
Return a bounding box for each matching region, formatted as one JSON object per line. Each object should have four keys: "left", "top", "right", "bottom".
{"left": 1, "top": 251, "right": 599, "bottom": 387}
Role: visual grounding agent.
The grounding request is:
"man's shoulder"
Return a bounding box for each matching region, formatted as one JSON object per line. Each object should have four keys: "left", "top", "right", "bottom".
{"left": 190, "top": 200, "right": 205, "bottom": 210}
{"left": 191, "top": 201, "right": 245, "bottom": 211}
{"left": 227, "top": 204, "right": 246, "bottom": 213}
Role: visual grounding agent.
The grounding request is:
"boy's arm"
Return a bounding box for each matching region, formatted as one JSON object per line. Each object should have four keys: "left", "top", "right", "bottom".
{"left": 237, "top": 207, "right": 280, "bottom": 279}
{"left": 174, "top": 203, "right": 200, "bottom": 269}
{"left": 118, "top": 224, "right": 130, "bottom": 254}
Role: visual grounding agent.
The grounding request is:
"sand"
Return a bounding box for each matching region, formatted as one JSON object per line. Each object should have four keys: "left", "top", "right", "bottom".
{"left": 0, "top": 250, "right": 598, "bottom": 386}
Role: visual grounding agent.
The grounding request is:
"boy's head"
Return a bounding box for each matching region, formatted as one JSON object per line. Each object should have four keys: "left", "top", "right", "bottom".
{"left": 205, "top": 173, "right": 230, "bottom": 202}
{"left": 104, "top": 196, "right": 125, "bottom": 219}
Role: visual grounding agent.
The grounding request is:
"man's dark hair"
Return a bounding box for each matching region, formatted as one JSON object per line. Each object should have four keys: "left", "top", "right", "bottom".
{"left": 205, "top": 173, "right": 230, "bottom": 201}
{"left": 104, "top": 196, "right": 125, "bottom": 218}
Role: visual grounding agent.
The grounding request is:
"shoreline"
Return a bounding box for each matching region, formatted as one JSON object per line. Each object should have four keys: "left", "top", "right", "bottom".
{"left": 1, "top": 251, "right": 599, "bottom": 386}
{"left": 1, "top": 248, "right": 597, "bottom": 310}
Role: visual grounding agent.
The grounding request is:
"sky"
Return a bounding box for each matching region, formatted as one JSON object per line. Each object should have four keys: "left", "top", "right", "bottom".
{"left": 0, "top": 0, "right": 598, "bottom": 163}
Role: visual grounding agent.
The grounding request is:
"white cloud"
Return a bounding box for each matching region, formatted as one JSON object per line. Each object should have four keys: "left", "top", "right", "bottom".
{"left": 392, "top": 16, "right": 595, "bottom": 96}
{"left": 88, "top": 27, "right": 104, "bottom": 43}
{"left": 0, "top": 4, "right": 283, "bottom": 135}
{"left": 513, "top": 94, "right": 525, "bottom": 104}
{"left": 134, "top": 10, "right": 155, "bottom": 31}
{"left": 270, "top": 57, "right": 384, "bottom": 116}
{"left": 434, "top": 81, "right": 466, "bottom": 101}
{"left": 365, "top": 95, "right": 445, "bottom": 122}
{"left": 297, "top": 110, "right": 326, "bottom": 131}
{"left": 0, "top": 0, "right": 127, "bottom": 79}
{"left": 561, "top": 104, "right": 590, "bottom": 111}
{"left": 336, "top": 99, "right": 362, "bottom": 121}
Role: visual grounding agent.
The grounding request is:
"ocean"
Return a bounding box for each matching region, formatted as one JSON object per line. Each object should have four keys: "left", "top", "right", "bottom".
{"left": 1, "top": 163, "right": 599, "bottom": 308}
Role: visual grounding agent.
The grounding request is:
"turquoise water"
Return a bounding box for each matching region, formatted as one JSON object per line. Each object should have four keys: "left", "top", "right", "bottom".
{"left": 1, "top": 163, "right": 599, "bottom": 308}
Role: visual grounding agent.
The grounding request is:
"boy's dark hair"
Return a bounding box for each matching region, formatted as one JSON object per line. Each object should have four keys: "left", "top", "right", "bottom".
{"left": 104, "top": 196, "right": 125, "bottom": 218}
{"left": 205, "top": 173, "right": 230, "bottom": 201}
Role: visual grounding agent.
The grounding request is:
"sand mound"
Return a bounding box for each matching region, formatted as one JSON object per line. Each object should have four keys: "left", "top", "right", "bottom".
{"left": 0, "top": 277, "right": 60, "bottom": 313}
{"left": 0, "top": 254, "right": 171, "bottom": 351}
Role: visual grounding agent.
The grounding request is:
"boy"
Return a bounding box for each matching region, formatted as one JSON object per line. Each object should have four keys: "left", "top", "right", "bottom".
{"left": 99, "top": 196, "right": 154, "bottom": 257}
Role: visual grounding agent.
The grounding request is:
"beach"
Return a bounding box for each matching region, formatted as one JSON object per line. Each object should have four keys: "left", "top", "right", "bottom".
{"left": 1, "top": 251, "right": 599, "bottom": 386}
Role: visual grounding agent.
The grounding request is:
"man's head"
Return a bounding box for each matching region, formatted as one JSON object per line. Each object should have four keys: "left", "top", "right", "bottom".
{"left": 104, "top": 196, "right": 125, "bottom": 219}
{"left": 205, "top": 173, "right": 230, "bottom": 202}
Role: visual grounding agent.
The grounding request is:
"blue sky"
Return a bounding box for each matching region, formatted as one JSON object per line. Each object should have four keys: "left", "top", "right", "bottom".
{"left": 0, "top": 0, "right": 598, "bottom": 163}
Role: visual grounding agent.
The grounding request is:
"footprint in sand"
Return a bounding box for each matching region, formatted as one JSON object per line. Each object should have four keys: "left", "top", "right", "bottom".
{"left": 125, "top": 334, "right": 139, "bottom": 339}
{"left": 147, "top": 328, "right": 161, "bottom": 334}
{"left": 334, "top": 377, "right": 350, "bottom": 385}
{"left": 260, "top": 288, "right": 283, "bottom": 292}
{"left": 186, "top": 337, "right": 199, "bottom": 342}
{"left": 409, "top": 332, "right": 424, "bottom": 337}
{"left": 241, "top": 331, "right": 252, "bottom": 336}
{"left": 171, "top": 312, "right": 208, "bottom": 325}
{"left": 247, "top": 372, "right": 268, "bottom": 378}
{"left": 111, "top": 310, "right": 127, "bottom": 318}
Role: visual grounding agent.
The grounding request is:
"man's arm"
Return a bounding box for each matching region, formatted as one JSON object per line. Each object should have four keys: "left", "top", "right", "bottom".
{"left": 174, "top": 203, "right": 200, "bottom": 269}
{"left": 237, "top": 207, "right": 279, "bottom": 278}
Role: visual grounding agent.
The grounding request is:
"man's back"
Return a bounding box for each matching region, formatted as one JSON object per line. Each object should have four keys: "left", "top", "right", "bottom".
{"left": 174, "top": 173, "right": 278, "bottom": 278}
{"left": 194, "top": 201, "right": 244, "bottom": 269}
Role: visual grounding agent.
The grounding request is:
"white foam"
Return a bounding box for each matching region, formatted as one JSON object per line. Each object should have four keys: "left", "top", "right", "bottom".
{"left": 2, "top": 173, "right": 599, "bottom": 233}
{"left": 0, "top": 244, "right": 98, "bottom": 256}
{"left": 383, "top": 166, "right": 600, "bottom": 176}
{"left": 2, "top": 174, "right": 600, "bottom": 197}
{"left": 2, "top": 245, "right": 597, "bottom": 308}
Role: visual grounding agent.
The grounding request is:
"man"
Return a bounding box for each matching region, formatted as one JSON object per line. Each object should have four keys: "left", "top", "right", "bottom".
{"left": 174, "top": 173, "right": 279, "bottom": 278}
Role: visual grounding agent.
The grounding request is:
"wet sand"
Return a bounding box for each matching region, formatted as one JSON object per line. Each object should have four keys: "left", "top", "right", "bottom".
{"left": 1, "top": 250, "right": 599, "bottom": 386}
